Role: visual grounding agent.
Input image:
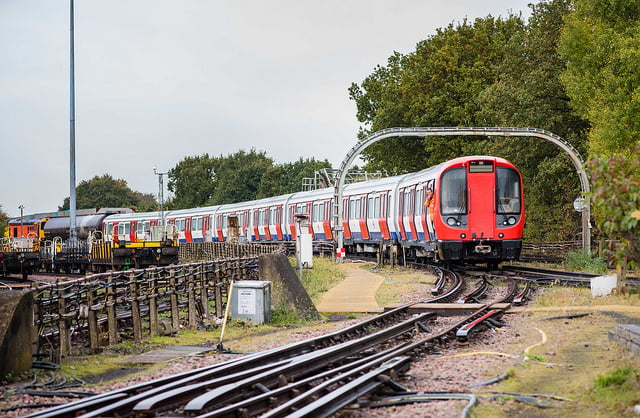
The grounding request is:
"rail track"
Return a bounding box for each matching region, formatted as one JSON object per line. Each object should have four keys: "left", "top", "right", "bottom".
{"left": 26, "top": 266, "right": 523, "bottom": 418}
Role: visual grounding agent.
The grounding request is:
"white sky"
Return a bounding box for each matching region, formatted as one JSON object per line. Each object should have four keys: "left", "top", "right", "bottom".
{"left": 0, "top": 0, "right": 532, "bottom": 218}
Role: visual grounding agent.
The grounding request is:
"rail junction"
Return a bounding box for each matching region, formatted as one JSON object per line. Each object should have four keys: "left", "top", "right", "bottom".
{"left": 22, "top": 265, "right": 547, "bottom": 418}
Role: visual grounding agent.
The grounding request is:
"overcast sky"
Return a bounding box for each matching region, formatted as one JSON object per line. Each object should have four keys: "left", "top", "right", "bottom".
{"left": 1, "top": 0, "right": 532, "bottom": 218}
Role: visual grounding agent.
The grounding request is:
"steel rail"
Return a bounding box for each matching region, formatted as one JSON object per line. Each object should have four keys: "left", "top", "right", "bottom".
{"left": 456, "top": 277, "right": 489, "bottom": 304}
{"left": 197, "top": 343, "right": 415, "bottom": 418}
{"left": 177, "top": 312, "right": 435, "bottom": 415}
{"left": 265, "top": 357, "right": 412, "bottom": 418}
{"left": 262, "top": 305, "right": 503, "bottom": 417}
{"left": 26, "top": 303, "right": 417, "bottom": 418}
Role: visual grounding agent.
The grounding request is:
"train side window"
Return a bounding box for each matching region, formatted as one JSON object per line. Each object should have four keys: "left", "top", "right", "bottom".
{"left": 440, "top": 167, "right": 467, "bottom": 215}
{"left": 496, "top": 167, "right": 521, "bottom": 214}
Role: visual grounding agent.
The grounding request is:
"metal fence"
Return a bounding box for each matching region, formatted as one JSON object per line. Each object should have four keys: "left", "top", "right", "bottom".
{"left": 33, "top": 243, "right": 285, "bottom": 360}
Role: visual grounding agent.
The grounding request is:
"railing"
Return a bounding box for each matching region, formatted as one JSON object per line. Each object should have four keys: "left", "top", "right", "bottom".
{"left": 520, "top": 241, "right": 582, "bottom": 262}
{"left": 179, "top": 241, "right": 286, "bottom": 261}
{"left": 32, "top": 243, "right": 287, "bottom": 360}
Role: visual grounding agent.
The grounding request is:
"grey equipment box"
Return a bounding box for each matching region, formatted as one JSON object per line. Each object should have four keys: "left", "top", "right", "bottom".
{"left": 231, "top": 280, "right": 271, "bottom": 324}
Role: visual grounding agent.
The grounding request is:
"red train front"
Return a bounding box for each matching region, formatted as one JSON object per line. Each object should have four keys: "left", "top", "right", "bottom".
{"left": 433, "top": 156, "right": 524, "bottom": 265}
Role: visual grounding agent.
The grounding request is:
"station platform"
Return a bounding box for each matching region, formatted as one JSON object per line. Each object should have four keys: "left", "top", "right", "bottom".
{"left": 315, "top": 262, "right": 385, "bottom": 313}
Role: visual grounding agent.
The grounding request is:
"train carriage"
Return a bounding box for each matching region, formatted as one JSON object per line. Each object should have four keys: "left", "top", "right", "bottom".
{"left": 5, "top": 155, "right": 523, "bottom": 275}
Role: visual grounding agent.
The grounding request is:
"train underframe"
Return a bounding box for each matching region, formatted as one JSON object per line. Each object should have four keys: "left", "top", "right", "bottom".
{"left": 0, "top": 251, "right": 41, "bottom": 279}
{"left": 90, "top": 241, "right": 179, "bottom": 272}
{"left": 344, "top": 238, "right": 522, "bottom": 267}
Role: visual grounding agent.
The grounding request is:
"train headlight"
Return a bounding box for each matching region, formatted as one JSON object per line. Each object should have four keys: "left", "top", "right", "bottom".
{"left": 507, "top": 216, "right": 517, "bottom": 225}
{"left": 499, "top": 233, "right": 504, "bottom": 238}
{"left": 460, "top": 233, "right": 466, "bottom": 239}
{"left": 447, "top": 217, "right": 457, "bottom": 226}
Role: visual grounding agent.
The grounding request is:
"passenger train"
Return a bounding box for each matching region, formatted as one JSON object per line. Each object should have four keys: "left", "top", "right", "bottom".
{"left": 2, "top": 155, "right": 524, "bottom": 275}
{"left": 105, "top": 155, "right": 525, "bottom": 265}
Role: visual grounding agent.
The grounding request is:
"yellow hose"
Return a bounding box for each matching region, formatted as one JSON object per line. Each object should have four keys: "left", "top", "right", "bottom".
{"left": 524, "top": 328, "right": 547, "bottom": 356}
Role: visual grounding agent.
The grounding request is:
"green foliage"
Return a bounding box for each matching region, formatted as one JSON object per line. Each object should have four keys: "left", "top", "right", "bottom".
{"left": 257, "top": 158, "right": 332, "bottom": 199}
{"left": 208, "top": 149, "right": 274, "bottom": 205}
{"left": 0, "top": 205, "right": 9, "bottom": 237}
{"left": 270, "top": 307, "right": 313, "bottom": 326}
{"left": 350, "top": 15, "right": 526, "bottom": 171}
{"left": 559, "top": 0, "right": 640, "bottom": 155}
{"left": 167, "top": 154, "right": 217, "bottom": 209}
{"left": 349, "top": 2, "right": 588, "bottom": 241}
{"left": 594, "top": 367, "right": 637, "bottom": 390}
{"left": 60, "top": 174, "right": 155, "bottom": 212}
{"left": 563, "top": 249, "right": 607, "bottom": 274}
{"left": 588, "top": 147, "right": 640, "bottom": 268}
{"left": 524, "top": 353, "right": 547, "bottom": 363}
{"left": 167, "top": 151, "right": 331, "bottom": 208}
{"left": 296, "top": 257, "right": 346, "bottom": 304}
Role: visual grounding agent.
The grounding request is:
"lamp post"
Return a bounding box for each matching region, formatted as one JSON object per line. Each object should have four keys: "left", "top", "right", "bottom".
{"left": 18, "top": 205, "right": 24, "bottom": 236}
{"left": 153, "top": 167, "right": 168, "bottom": 226}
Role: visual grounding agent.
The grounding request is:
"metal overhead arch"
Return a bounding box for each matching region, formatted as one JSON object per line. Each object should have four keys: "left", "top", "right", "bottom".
{"left": 332, "top": 127, "right": 591, "bottom": 254}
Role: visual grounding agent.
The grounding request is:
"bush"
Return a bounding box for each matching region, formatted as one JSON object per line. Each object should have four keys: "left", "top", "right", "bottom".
{"left": 563, "top": 250, "right": 607, "bottom": 274}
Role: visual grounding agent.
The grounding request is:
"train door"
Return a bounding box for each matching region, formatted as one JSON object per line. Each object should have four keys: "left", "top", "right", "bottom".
{"left": 190, "top": 216, "right": 203, "bottom": 242}
{"left": 105, "top": 221, "right": 114, "bottom": 242}
{"left": 418, "top": 180, "right": 436, "bottom": 241}
{"left": 365, "top": 193, "right": 390, "bottom": 240}
{"left": 366, "top": 193, "right": 381, "bottom": 240}
{"left": 117, "top": 222, "right": 131, "bottom": 242}
{"left": 129, "top": 221, "right": 138, "bottom": 242}
{"left": 348, "top": 196, "right": 362, "bottom": 240}
{"left": 273, "top": 206, "right": 284, "bottom": 240}
{"left": 467, "top": 160, "right": 496, "bottom": 239}
{"left": 407, "top": 186, "right": 419, "bottom": 240}
{"left": 359, "top": 196, "right": 369, "bottom": 240}
{"left": 397, "top": 188, "right": 407, "bottom": 240}
{"left": 202, "top": 215, "right": 212, "bottom": 242}
{"left": 215, "top": 214, "right": 224, "bottom": 241}
{"left": 257, "top": 208, "right": 271, "bottom": 240}
{"left": 342, "top": 197, "right": 352, "bottom": 239}
{"left": 288, "top": 204, "right": 297, "bottom": 240}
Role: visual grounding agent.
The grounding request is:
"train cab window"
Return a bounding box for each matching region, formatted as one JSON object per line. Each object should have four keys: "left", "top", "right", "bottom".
{"left": 440, "top": 167, "right": 467, "bottom": 215}
{"left": 496, "top": 167, "right": 521, "bottom": 214}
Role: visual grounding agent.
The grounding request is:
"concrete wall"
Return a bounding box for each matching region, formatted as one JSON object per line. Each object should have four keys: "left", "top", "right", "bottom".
{"left": 259, "top": 254, "right": 319, "bottom": 320}
{"left": 0, "top": 290, "right": 34, "bottom": 379}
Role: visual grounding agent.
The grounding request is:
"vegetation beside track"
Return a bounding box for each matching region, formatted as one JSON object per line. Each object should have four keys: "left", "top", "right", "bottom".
{"left": 473, "top": 285, "right": 640, "bottom": 417}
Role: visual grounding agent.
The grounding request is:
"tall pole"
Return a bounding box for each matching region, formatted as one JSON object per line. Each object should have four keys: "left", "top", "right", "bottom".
{"left": 69, "top": 0, "right": 77, "bottom": 245}
{"left": 19, "top": 205, "right": 24, "bottom": 236}
{"left": 154, "top": 168, "right": 168, "bottom": 226}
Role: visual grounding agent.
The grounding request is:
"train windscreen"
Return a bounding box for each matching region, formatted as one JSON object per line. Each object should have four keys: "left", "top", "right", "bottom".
{"left": 440, "top": 167, "right": 467, "bottom": 215}
{"left": 496, "top": 167, "right": 521, "bottom": 214}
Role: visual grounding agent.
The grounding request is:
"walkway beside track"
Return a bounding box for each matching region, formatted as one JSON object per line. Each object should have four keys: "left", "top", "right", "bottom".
{"left": 315, "top": 262, "right": 385, "bottom": 313}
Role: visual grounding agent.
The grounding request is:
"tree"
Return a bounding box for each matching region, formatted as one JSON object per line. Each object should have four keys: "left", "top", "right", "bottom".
{"left": 349, "top": 5, "right": 589, "bottom": 241}
{"left": 257, "top": 158, "right": 332, "bottom": 198}
{"left": 559, "top": 0, "right": 640, "bottom": 155}
{"left": 0, "top": 205, "right": 9, "bottom": 237}
{"left": 167, "top": 154, "right": 217, "bottom": 209}
{"left": 589, "top": 146, "right": 640, "bottom": 288}
{"left": 349, "top": 15, "right": 525, "bottom": 171}
{"left": 60, "top": 175, "right": 148, "bottom": 211}
{"left": 477, "top": 0, "right": 590, "bottom": 241}
{"left": 208, "top": 150, "right": 274, "bottom": 205}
